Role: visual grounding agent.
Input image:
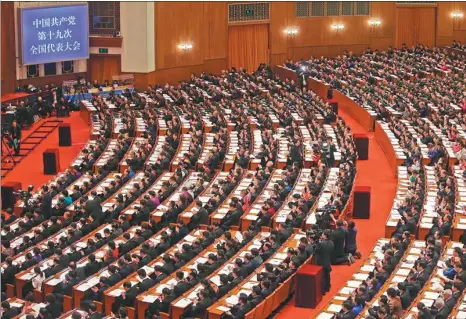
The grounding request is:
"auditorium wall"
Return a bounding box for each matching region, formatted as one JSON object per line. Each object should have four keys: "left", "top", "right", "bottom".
{"left": 2, "top": 2, "right": 466, "bottom": 94}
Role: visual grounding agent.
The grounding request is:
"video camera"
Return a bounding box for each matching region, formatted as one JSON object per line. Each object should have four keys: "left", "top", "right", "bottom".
{"left": 13, "top": 185, "right": 34, "bottom": 200}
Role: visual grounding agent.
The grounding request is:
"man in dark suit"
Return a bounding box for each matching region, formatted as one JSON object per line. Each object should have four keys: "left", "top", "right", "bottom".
{"left": 330, "top": 220, "right": 351, "bottom": 265}
{"left": 173, "top": 271, "right": 191, "bottom": 297}
{"left": 84, "top": 254, "right": 101, "bottom": 277}
{"left": 87, "top": 302, "right": 104, "bottom": 319}
{"left": 44, "top": 293, "right": 63, "bottom": 318}
{"left": 146, "top": 287, "right": 176, "bottom": 316}
{"left": 398, "top": 282, "right": 412, "bottom": 310}
{"left": 186, "top": 289, "right": 213, "bottom": 318}
{"left": 188, "top": 201, "right": 209, "bottom": 230}
{"left": 336, "top": 301, "right": 355, "bottom": 319}
{"left": 1, "top": 258, "right": 18, "bottom": 292}
{"left": 224, "top": 294, "right": 251, "bottom": 319}
{"left": 105, "top": 265, "right": 122, "bottom": 286}
{"left": 316, "top": 229, "right": 334, "bottom": 294}
{"left": 40, "top": 186, "right": 53, "bottom": 219}
{"left": 138, "top": 269, "right": 156, "bottom": 293}
{"left": 248, "top": 285, "right": 264, "bottom": 307}
{"left": 112, "top": 281, "right": 139, "bottom": 315}
{"left": 1, "top": 300, "right": 19, "bottom": 319}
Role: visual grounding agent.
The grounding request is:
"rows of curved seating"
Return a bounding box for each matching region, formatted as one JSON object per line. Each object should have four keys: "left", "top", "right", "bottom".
{"left": 284, "top": 44, "right": 466, "bottom": 319}
{"left": 2, "top": 65, "right": 358, "bottom": 319}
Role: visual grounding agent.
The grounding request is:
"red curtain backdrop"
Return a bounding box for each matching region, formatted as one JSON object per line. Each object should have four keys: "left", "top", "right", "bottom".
{"left": 228, "top": 24, "right": 269, "bottom": 73}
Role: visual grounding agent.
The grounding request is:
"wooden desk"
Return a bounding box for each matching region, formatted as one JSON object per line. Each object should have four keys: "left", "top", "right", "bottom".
{"left": 206, "top": 232, "right": 307, "bottom": 319}
{"left": 2, "top": 223, "right": 74, "bottom": 287}
{"left": 71, "top": 225, "right": 174, "bottom": 312}
{"left": 249, "top": 129, "right": 263, "bottom": 170}
{"left": 94, "top": 139, "right": 123, "bottom": 174}
{"left": 169, "top": 231, "right": 271, "bottom": 319}
{"left": 314, "top": 238, "right": 391, "bottom": 318}
{"left": 358, "top": 241, "right": 425, "bottom": 318}
{"left": 385, "top": 167, "right": 409, "bottom": 238}
{"left": 79, "top": 100, "right": 97, "bottom": 125}
{"left": 374, "top": 121, "right": 406, "bottom": 177}
{"left": 209, "top": 170, "right": 256, "bottom": 227}
{"left": 170, "top": 134, "right": 192, "bottom": 172}
{"left": 20, "top": 224, "right": 110, "bottom": 299}
{"left": 242, "top": 169, "right": 292, "bottom": 230}
{"left": 143, "top": 135, "right": 167, "bottom": 169}
{"left": 150, "top": 172, "right": 207, "bottom": 223}
{"left": 403, "top": 241, "right": 461, "bottom": 318}
{"left": 224, "top": 130, "right": 238, "bottom": 172}
{"left": 122, "top": 172, "right": 174, "bottom": 220}
{"left": 304, "top": 167, "right": 340, "bottom": 230}
{"left": 452, "top": 165, "right": 466, "bottom": 241}
{"left": 332, "top": 90, "right": 376, "bottom": 132}
{"left": 417, "top": 166, "right": 440, "bottom": 241}
{"left": 134, "top": 230, "right": 239, "bottom": 319}
{"left": 119, "top": 137, "right": 149, "bottom": 173}
{"left": 179, "top": 172, "right": 231, "bottom": 226}
{"left": 104, "top": 229, "right": 205, "bottom": 317}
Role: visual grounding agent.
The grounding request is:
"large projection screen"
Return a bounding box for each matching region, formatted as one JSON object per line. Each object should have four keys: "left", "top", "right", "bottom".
{"left": 20, "top": 4, "right": 89, "bottom": 65}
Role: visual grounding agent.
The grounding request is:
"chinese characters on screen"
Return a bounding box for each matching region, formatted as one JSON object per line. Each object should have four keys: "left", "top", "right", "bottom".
{"left": 29, "top": 15, "right": 80, "bottom": 55}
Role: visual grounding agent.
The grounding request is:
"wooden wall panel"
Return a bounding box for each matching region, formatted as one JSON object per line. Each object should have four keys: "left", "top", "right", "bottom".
{"left": 436, "top": 2, "right": 466, "bottom": 46}
{"left": 88, "top": 55, "right": 121, "bottom": 83}
{"left": 269, "top": 2, "right": 293, "bottom": 55}
{"left": 371, "top": 2, "right": 396, "bottom": 39}
{"left": 455, "top": 2, "right": 466, "bottom": 31}
{"left": 417, "top": 8, "right": 436, "bottom": 47}
{"left": 270, "top": 53, "right": 287, "bottom": 67}
{"left": 370, "top": 37, "right": 395, "bottom": 51}
{"left": 288, "top": 45, "right": 367, "bottom": 61}
{"left": 155, "top": 2, "right": 204, "bottom": 69}
{"left": 1, "top": 2, "right": 16, "bottom": 94}
{"left": 133, "top": 58, "right": 227, "bottom": 89}
{"left": 204, "top": 2, "right": 228, "bottom": 60}
{"left": 437, "top": 2, "right": 454, "bottom": 37}
{"left": 396, "top": 8, "right": 416, "bottom": 48}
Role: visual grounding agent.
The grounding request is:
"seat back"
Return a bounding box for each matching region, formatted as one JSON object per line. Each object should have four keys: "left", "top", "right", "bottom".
{"left": 6, "top": 284, "right": 15, "bottom": 298}
{"left": 127, "top": 306, "right": 136, "bottom": 319}
{"left": 261, "top": 295, "right": 274, "bottom": 319}
{"left": 63, "top": 295, "right": 73, "bottom": 313}
{"left": 94, "top": 301, "right": 103, "bottom": 313}
{"left": 33, "top": 289, "right": 43, "bottom": 303}
{"left": 253, "top": 300, "right": 266, "bottom": 319}
{"left": 245, "top": 308, "right": 255, "bottom": 319}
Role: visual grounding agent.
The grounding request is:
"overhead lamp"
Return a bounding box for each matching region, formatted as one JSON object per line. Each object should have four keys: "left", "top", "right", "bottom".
{"left": 368, "top": 19, "right": 382, "bottom": 26}
{"left": 178, "top": 43, "right": 193, "bottom": 51}
{"left": 284, "top": 27, "right": 298, "bottom": 35}
{"left": 451, "top": 12, "right": 464, "bottom": 19}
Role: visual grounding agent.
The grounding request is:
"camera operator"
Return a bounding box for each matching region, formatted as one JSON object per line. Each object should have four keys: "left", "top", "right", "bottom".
{"left": 330, "top": 220, "right": 355, "bottom": 265}
{"left": 315, "top": 229, "right": 334, "bottom": 295}
{"left": 321, "top": 136, "right": 337, "bottom": 167}
{"left": 7, "top": 121, "right": 22, "bottom": 155}
{"left": 40, "top": 185, "right": 53, "bottom": 219}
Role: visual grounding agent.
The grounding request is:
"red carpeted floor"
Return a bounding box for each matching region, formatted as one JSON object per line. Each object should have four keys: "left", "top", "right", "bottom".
{"left": 1, "top": 109, "right": 397, "bottom": 317}
{"left": 1, "top": 112, "right": 90, "bottom": 189}
{"left": 274, "top": 110, "right": 397, "bottom": 319}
